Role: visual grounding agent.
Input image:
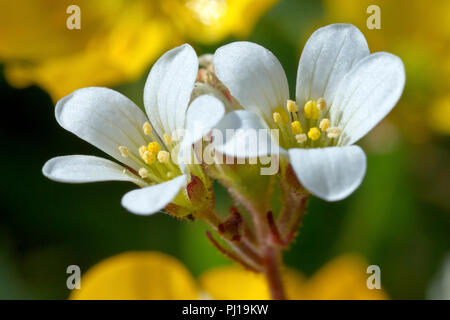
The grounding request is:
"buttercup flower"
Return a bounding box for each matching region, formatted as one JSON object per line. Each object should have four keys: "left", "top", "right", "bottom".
{"left": 70, "top": 251, "right": 386, "bottom": 300}
{"left": 210, "top": 23, "right": 405, "bottom": 201}
{"left": 42, "top": 44, "right": 224, "bottom": 216}
{"left": 0, "top": 0, "right": 278, "bottom": 101}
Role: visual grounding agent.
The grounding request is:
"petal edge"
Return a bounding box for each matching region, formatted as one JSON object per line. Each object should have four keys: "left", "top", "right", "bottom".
{"left": 288, "top": 146, "right": 367, "bottom": 201}
{"left": 121, "top": 175, "right": 187, "bottom": 215}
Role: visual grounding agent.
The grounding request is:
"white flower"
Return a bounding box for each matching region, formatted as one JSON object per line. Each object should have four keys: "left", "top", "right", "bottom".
{"left": 211, "top": 24, "right": 406, "bottom": 201}
{"left": 43, "top": 44, "right": 224, "bottom": 215}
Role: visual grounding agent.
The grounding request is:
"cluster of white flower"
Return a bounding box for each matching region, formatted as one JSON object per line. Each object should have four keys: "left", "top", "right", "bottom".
{"left": 43, "top": 23, "right": 405, "bottom": 216}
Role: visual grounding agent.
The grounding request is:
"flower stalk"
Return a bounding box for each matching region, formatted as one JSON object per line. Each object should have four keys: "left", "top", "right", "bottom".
{"left": 263, "top": 246, "right": 286, "bottom": 300}
{"left": 202, "top": 166, "right": 309, "bottom": 299}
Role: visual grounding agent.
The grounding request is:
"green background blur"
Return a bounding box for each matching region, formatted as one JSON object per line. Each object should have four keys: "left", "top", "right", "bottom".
{"left": 1, "top": 0, "right": 449, "bottom": 299}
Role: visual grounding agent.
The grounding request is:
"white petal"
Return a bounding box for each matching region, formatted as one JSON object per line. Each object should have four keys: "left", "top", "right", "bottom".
{"left": 296, "top": 24, "right": 369, "bottom": 107}
{"left": 288, "top": 146, "right": 367, "bottom": 201}
{"left": 214, "top": 41, "right": 289, "bottom": 122}
{"left": 331, "top": 52, "right": 406, "bottom": 145}
{"left": 144, "top": 44, "right": 198, "bottom": 141}
{"left": 212, "top": 110, "right": 279, "bottom": 158}
{"left": 42, "top": 155, "right": 143, "bottom": 185}
{"left": 177, "top": 95, "right": 225, "bottom": 171}
{"left": 121, "top": 175, "right": 187, "bottom": 215}
{"left": 185, "top": 95, "right": 225, "bottom": 144}
{"left": 55, "top": 87, "right": 148, "bottom": 171}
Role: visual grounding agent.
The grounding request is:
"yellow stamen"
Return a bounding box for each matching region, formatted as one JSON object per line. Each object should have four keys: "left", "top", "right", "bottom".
{"left": 142, "top": 122, "right": 152, "bottom": 135}
{"left": 142, "top": 151, "right": 156, "bottom": 164}
{"left": 307, "top": 127, "right": 321, "bottom": 141}
{"left": 317, "top": 97, "right": 327, "bottom": 111}
{"left": 286, "top": 100, "right": 298, "bottom": 113}
{"left": 139, "top": 145, "right": 147, "bottom": 158}
{"left": 319, "top": 118, "right": 330, "bottom": 131}
{"left": 163, "top": 133, "right": 172, "bottom": 145}
{"left": 138, "top": 168, "right": 149, "bottom": 179}
{"left": 147, "top": 142, "right": 161, "bottom": 155}
{"left": 291, "top": 120, "right": 303, "bottom": 134}
{"left": 157, "top": 151, "right": 170, "bottom": 163}
{"left": 327, "top": 127, "right": 341, "bottom": 138}
{"left": 118, "top": 146, "right": 129, "bottom": 158}
{"left": 304, "top": 100, "right": 319, "bottom": 120}
{"left": 295, "top": 133, "right": 307, "bottom": 144}
{"left": 272, "top": 107, "right": 290, "bottom": 124}
{"left": 273, "top": 112, "right": 282, "bottom": 123}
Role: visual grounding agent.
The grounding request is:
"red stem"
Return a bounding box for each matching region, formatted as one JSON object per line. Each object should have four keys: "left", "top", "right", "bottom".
{"left": 263, "top": 246, "right": 286, "bottom": 300}
{"left": 206, "top": 231, "right": 260, "bottom": 272}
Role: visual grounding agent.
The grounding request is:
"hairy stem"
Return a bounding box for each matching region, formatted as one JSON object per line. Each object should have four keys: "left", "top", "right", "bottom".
{"left": 263, "top": 246, "right": 286, "bottom": 300}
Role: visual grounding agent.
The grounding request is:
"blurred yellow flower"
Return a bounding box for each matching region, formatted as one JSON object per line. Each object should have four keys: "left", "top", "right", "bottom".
{"left": 0, "top": 0, "right": 277, "bottom": 101}
{"left": 71, "top": 252, "right": 387, "bottom": 300}
{"left": 428, "top": 95, "right": 450, "bottom": 136}
{"left": 70, "top": 252, "right": 199, "bottom": 300}
{"left": 322, "top": 0, "right": 450, "bottom": 138}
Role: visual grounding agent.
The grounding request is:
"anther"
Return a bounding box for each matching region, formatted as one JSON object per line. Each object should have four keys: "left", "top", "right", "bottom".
{"left": 304, "top": 100, "right": 319, "bottom": 120}
{"left": 327, "top": 127, "right": 341, "bottom": 138}
{"left": 307, "top": 127, "right": 321, "bottom": 141}
{"left": 286, "top": 100, "right": 298, "bottom": 113}
{"left": 163, "top": 133, "right": 172, "bottom": 145}
{"left": 317, "top": 97, "right": 327, "bottom": 111}
{"left": 291, "top": 120, "right": 303, "bottom": 134}
{"left": 273, "top": 112, "right": 282, "bottom": 123}
{"left": 118, "top": 146, "right": 129, "bottom": 158}
{"left": 142, "top": 122, "right": 152, "bottom": 135}
{"left": 142, "top": 151, "right": 156, "bottom": 164}
{"left": 295, "top": 133, "right": 307, "bottom": 144}
{"left": 138, "top": 168, "right": 149, "bottom": 179}
{"left": 147, "top": 142, "right": 161, "bottom": 155}
{"left": 319, "top": 118, "right": 330, "bottom": 131}
{"left": 157, "top": 150, "right": 170, "bottom": 163}
{"left": 139, "top": 145, "right": 147, "bottom": 158}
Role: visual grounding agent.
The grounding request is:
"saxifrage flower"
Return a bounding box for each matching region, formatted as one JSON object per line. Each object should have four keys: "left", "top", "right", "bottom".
{"left": 43, "top": 44, "right": 224, "bottom": 216}
{"left": 210, "top": 23, "right": 406, "bottom": 201}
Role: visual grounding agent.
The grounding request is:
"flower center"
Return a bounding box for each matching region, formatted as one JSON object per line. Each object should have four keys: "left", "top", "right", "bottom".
{"left": 272, "top": 98, "right": 341, "bottom": 149}
{"left": 118, "top": 122, "right": 181, "bottom": 184}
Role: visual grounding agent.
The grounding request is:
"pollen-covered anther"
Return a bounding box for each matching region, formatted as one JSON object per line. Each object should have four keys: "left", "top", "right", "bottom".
{"left": 138, "top": 168, "right": 149, "bottom": 179}
{"left": 295, "top": 133, "right": 307, "bottom": 144}
{"left": 273, "top": 112, "right": 282, "bottom": 123}
{"left": 291, "top": 120, "right": 303, "bottom": 134}
{"left": 157, "top": 150, "right": 170, "bottom": 163}
{"left": 327, "top": 127, "right": 341, "bottom": 138}
{"left": 142, "top": 122, "right": 152, "bottom": 135}
{"left": 317, "top": 97, "right": 327, "bottom": 111}
{"left": 286, "top": 99, "right": 298, "bottom": 113}
{"left": 163, "top": 133, "right": 172, "bottom": 145}
{"left": 118, "top": 146, "right": 129, "bottom": 158}
{"left": 141, "top": 142, "right": 161, "bottom": 164}
{"left": 307, "top": 127, "right": 321, "bottom": 141}
{"left": 147, "top": 142, "right": 161, "bottom": 154}
{"left": 304, "top": 100, "right": 319, "bottom": 120}
{"left": 142, "top": 151, "right": 156, "bottom": 164}
{"left": 138, "top": 145, "right": 147, "bottom": 158}
{"left": 319, "top": 118, "right": 330, "bottom": 131}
